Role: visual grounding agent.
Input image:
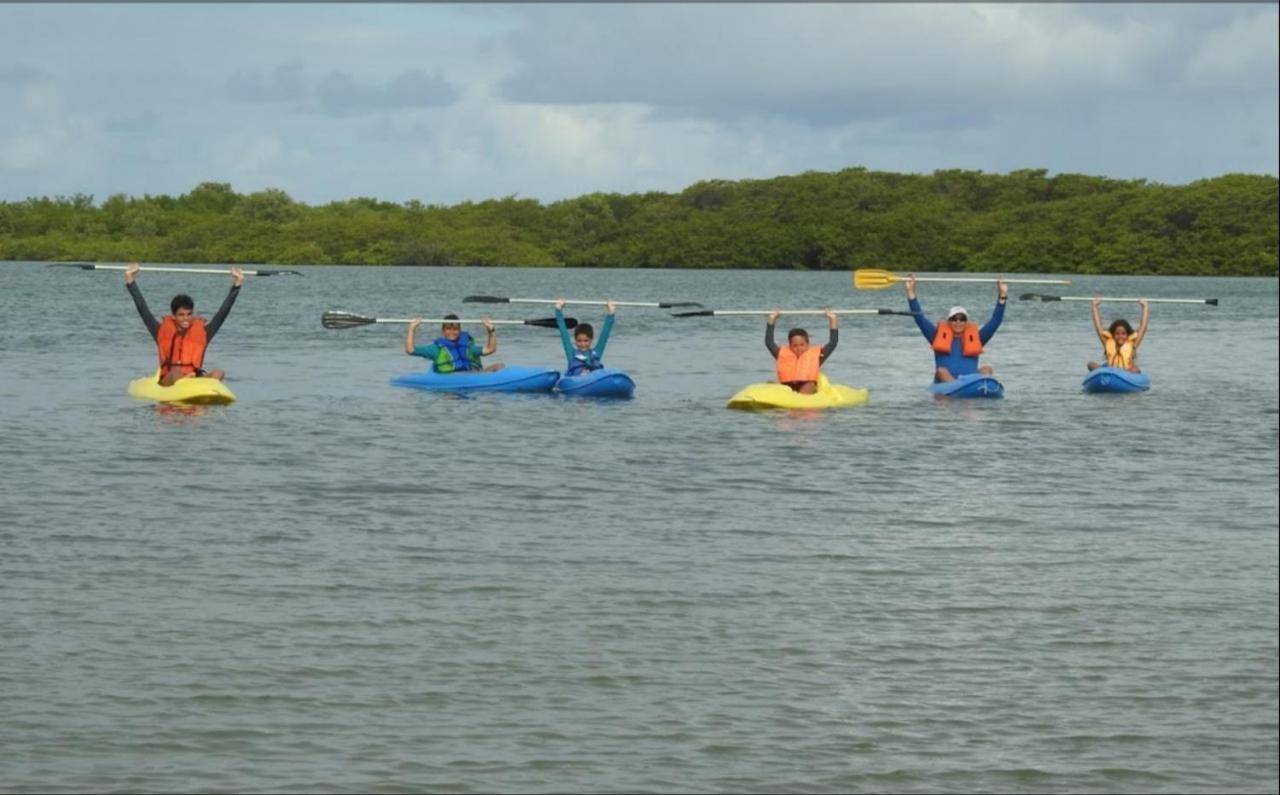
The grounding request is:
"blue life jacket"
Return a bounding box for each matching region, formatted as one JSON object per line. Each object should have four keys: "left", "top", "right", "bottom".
{"left": 432, "top": 332, "right": 480, "bottom": 373}
{"left": 567, "top": 348, "right": 603, "bottom": 376}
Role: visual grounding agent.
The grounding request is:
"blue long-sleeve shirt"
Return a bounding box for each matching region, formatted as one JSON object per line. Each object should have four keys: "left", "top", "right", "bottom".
{"left": 908, "top": 296, "right": 1006, "bottom": 377}
{"left": 556, "top": 308, "right": 614, "bottom": 374}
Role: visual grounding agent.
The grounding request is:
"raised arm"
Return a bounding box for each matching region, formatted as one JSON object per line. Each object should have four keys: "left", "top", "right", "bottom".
{"left": 480, "top": 318, "right": 497, "bottom": 356}
{"left": 405, "top": 318, "right": 422, "bottom": 355}
{"left": 203, "top": 268, "right": 244, "bottom": 340}
{"left": 594, "top": 301, "right": 616, "bottom": 357}
{"left": 820, "top": 308, "right": 839, "bottom": 362}
{"left": 1132, "top": 299, "right": 1150, "bottom": 346}
{"left": 554, "top": 300, "right": 574, "bottom": 362}
{"left": 906, "top": 272, "right": 936, "bottom": 340}
{"left": 1091, "top": 297, "right": 1107, "bottom": 340}
{"left": 765, "top": 310, "right": 781, "bottom": 357}
{"left": 124, "top": 263, "right": 160, "bottom": 340}
{"left": 978, "top": 280, "right": 1008, "bottom": 344}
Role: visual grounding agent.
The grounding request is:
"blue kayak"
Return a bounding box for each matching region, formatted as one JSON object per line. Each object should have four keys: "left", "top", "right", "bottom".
{"left": 391, "top": 365, "right": 560, "bottom": 393}
{"left": 556, "top": 368, "right": 636, "bottom": 399}
{"left": 929, "top": 373, "right": 1005, "bottom": 399}
{"left": 1082, "top": 367, "right": 1151, "bottom": 394}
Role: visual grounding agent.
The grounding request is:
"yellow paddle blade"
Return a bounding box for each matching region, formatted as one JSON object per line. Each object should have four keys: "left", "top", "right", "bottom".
{"left": 852, "top": 268, "right": 901, "bottom": 290}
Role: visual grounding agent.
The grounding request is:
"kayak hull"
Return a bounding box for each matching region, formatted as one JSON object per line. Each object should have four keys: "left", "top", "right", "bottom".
{"left": 127, "top": 370, "right": 237, "bottom": 405}
{"left": 1082, "top": 367, "right": 1151, "bottom": 394}
{"left": 929, "top": 373, "right": 1004, "bottom": 399}
{"left": 391, "top": 365, "right": 560, "bottom": 393}
{"left": 556, "top": 368, "right": 636, "bottom": 399}
{"left": 727, "top": 374, "right": 869, "bottom": 411}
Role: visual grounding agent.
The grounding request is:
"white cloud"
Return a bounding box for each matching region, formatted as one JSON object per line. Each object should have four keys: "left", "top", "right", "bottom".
{"left": 0, "top": 3, "right": 1273, "bottom": 204}
{"left": 1186, "top": 6, "right": 1280, "bottom": 88}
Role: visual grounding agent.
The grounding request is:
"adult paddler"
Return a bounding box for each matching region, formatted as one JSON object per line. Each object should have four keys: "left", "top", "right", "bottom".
{"left": 905, "top": 273, "right": 1008, "bottom": 382}
{"left": 124, "top": 262, "right": 244, "bottom": 386}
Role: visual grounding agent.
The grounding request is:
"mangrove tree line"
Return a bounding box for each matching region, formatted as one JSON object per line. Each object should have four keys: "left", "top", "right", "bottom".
{"left": 0, "top": 167, "right": 1275, "bottom": 275}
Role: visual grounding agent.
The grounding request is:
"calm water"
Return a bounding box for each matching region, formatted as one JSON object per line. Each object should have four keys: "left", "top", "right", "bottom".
{"left": 1, "top": 262, "right": 1276, "bottom": 794}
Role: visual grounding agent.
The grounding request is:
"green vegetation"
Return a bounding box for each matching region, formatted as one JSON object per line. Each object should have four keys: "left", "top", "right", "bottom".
{"left": 1, "top": 168, "right": 1275, "bottom": 275}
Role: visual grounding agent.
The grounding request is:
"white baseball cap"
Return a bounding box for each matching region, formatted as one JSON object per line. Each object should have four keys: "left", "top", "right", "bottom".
{"left": 948, "top": 306, "right": 968, "bottom": 320}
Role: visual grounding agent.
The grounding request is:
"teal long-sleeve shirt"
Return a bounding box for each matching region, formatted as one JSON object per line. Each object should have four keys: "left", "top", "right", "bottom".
{"left": 556, "top": 308, "right": 614, "bottom": 375}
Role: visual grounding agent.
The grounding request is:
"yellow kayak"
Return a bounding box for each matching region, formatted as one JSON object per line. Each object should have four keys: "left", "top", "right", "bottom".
{"left": 127, "top": 369, "right": 237, "bottom": 405}
{"left": 727, "top": 374, "right": 869, "bottom": 411}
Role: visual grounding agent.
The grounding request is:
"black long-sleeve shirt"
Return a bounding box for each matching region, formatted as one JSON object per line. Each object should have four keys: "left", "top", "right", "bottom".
{"left": 127, "top": 281, "right": 240, "bottom": 341}
{"left": 765, "top": 323, "right": 838, "bottom": 363}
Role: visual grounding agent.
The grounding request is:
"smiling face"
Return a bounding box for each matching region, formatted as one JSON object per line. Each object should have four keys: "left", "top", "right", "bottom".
{"left": 1109, "top": 319, "right": 1133, "bottom": 344}
{"left": 574, "top": 331, "right": 594, "bottom": 351}
{"left": 173, "top": 306, "right": 194, "bottom": 331}
{"left": 441, "top": 323, "right": 461, "bottom": 341}
{"left": 948, "top": 313, "right": 968, "bottom": 331}
{"left": 788, "top": 334, "right": 810, "bottom": 357}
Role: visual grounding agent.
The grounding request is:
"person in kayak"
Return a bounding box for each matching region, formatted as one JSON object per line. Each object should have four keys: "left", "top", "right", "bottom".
{"left": 124, "top": 262, "right": 243, "bottom": 386}
{"left": 1087, "top": 297, "right": 1149, "bottom": 373}
{"left": 554, "top": 298, "right": 615, "bottom": 375}
{"left": 905, "top": 273, "right": 1007, "bottom": 382}
{"left": 765, "top": 309, "right": 838, "bottom": 394}
{"left": 406, "top": 314, "right": 503, "bottom": 373}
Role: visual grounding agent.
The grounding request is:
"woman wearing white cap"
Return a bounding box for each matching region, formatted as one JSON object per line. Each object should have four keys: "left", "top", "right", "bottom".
{"left": 904, "top": 274, "right": 1008, "bottom": 382}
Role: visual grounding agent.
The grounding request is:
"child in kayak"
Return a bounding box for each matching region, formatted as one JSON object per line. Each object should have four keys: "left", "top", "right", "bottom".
{"left": 406, "top": 314, "right": 504, "bottom": 373}
{"left": 124, "top": 262, "right": 243, "bottom": 385}
{"left": 554, "top": 298, "right": 615, "bottom": 375}
{"left": 765, "top": 309, "right": 838, "bottom": 394}
{"left": 905, "top": 273, "right": 1007, "bottom": 382}
{"left": 1087, "top": 297, "right": 1149, "bottom": 373}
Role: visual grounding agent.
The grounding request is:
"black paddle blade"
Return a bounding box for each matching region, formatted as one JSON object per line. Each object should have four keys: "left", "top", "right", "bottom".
{"left": 659, "top": 301, "right": 703, "bottom": 308}
{"left": 46, "top": 262, "right": 95, "bottom": 270}
{"left": 1019, "top": 293, "right": 1060, "bottom": 302}
{"left": 524, "top": 316, "right": 577, "bottom": 328}
{"left": 257, "top": 269, "right": 304, "bottom": 276}
{"left": 462, "top": 295, "right": 508, "bottom": 303}
{"left": 1206, "top": 298, "right": 1219, "bottom": 306}
{"left": 670, "top": 310, "right": 714, "bottom": 317}
{"left": 321, "top": 311, "right": 375, "bottom": 329}
{"left": 878, "top": 309, "right": 919, "bottom": 316}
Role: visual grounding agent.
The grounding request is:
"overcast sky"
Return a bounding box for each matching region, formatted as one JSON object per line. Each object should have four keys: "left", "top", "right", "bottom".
{"left": 1, "top": 3, "right": 1275, "bottom": 206}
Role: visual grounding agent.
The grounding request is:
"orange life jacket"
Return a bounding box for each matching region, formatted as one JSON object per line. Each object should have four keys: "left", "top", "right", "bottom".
{"left": 776, "top": 346, "right": 823, "bottom": 384}
{"left": 156, "top": 316, "right": 208, "bottom": 379}
{"left": 932, "top": 322, "right": 983, "bottom": 357}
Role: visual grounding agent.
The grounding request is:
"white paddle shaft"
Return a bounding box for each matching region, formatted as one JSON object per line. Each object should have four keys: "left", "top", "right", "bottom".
{"left": 504, "top": 298, "right": 661, "bottom": 307}
{"left": 88, "top": 264, "right": 269, "bottom": 276}
{"left": 911, "top": 276, "right": 1071, "bottom": 285}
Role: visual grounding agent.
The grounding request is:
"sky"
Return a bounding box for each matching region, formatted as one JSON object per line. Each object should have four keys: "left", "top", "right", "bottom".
{"left": 1, "top": 3, "right": 1276, "bottom": 207}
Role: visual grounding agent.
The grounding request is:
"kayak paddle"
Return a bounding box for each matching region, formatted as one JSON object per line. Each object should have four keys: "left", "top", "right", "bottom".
{"left": 853, "top": 268, "right": 1070, "bottom": 290}
{"left": 464, "top": 295, "right": 702, "bottom": 308}
{"left": 48, "top": 262, "right": 303, "bottom": 276}
{"left": 1019, "top": 293, "right": 1219, "bottom": 306}
{"left": 671, "top": 308, "right": 917, "bottom": 317}
{"left": 321, "top": 311, "right": 576, "bottom": 329}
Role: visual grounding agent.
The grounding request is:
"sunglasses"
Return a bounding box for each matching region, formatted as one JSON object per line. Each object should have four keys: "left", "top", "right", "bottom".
{"left": 949, "top": 315, "right": 967, "bottom": 322}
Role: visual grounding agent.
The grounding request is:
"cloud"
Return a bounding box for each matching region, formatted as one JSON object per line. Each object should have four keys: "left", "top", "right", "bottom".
{"left": 496, "top": 5, "right": 1276, "bottom": 130}
{"left": 227, "top": 61, "right": 309, "bottom": 104}
{"left": 317, "top": 68, "right": 458, "bottom": 116}
{"left": 1186, "top": 6, "right": 1279, "bottom": 88}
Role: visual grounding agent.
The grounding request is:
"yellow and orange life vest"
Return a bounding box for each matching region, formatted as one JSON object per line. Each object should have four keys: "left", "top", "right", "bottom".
{"left": 776, "top": 346, "right": 823, "bottom": 383}
{"left": 1102, "top": 333, "right": 1139, "bottom": 370}
{"left": 932, "top": 322, "right": 983, "bottom": 357}
{"left": 156, "top": 316, "right": 208, "bottom": 380}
